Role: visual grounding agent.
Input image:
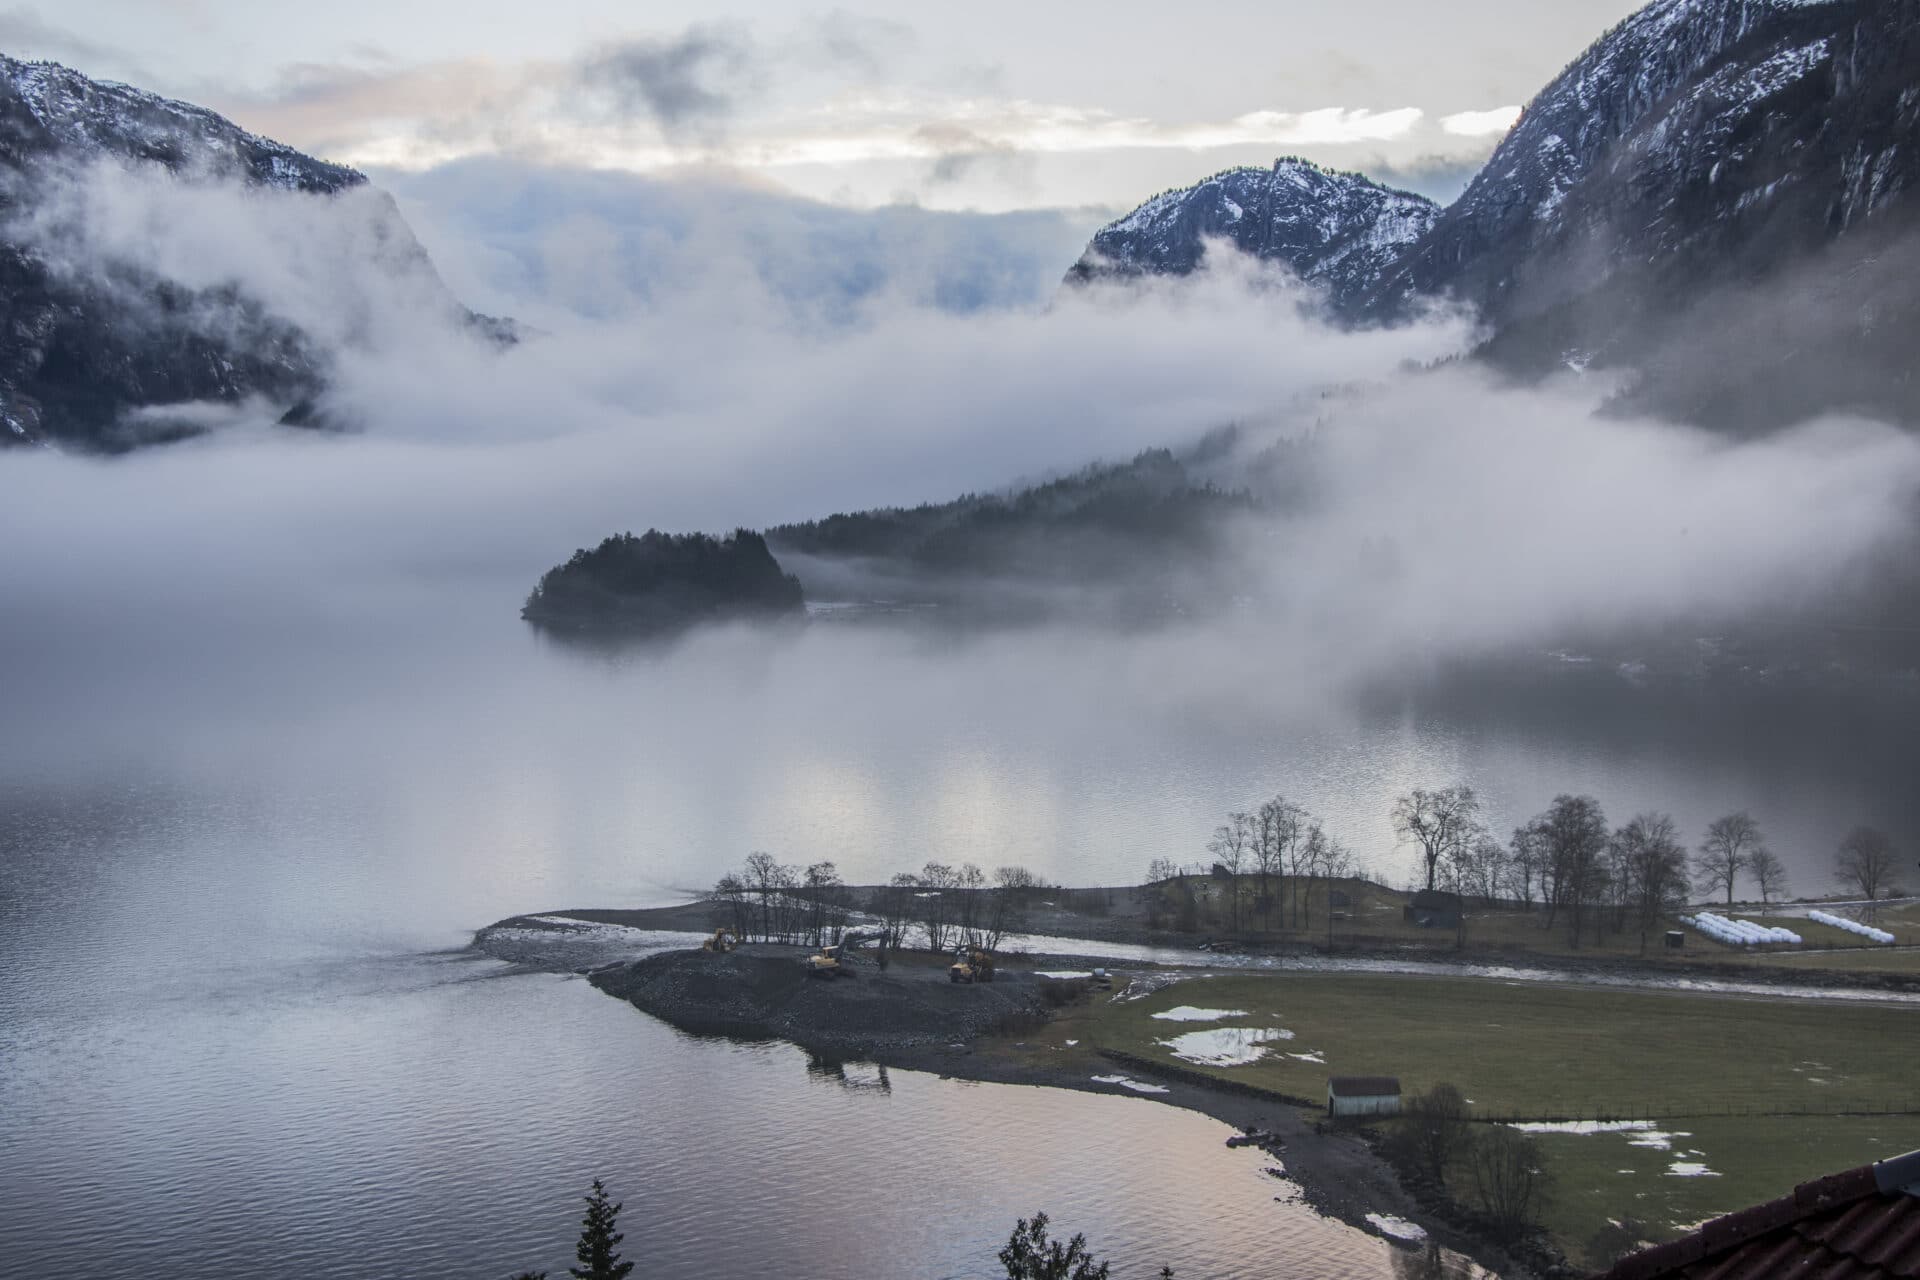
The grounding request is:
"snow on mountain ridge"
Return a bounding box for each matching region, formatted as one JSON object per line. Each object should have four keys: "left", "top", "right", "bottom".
{"left": 0, "top": 54, "right": 362, "bottom": 193}
{"left": 1068, "top": 157, "right": 1439, "bottom": 320}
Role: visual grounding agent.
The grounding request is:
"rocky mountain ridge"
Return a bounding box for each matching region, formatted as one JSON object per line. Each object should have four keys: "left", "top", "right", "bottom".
{"left": 0, "top": 53, "right": 509, "bottom": 451}
{"left": 1067, "top": 158, "right": 1439, "bottom": 320}
{"left": 1074, "top": 0, "right": 1920, "bottom": 426}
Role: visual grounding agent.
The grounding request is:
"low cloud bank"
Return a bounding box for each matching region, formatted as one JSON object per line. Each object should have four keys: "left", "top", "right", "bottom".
{"left": 3, "top": 159, "right": 1918, "bottom": 715}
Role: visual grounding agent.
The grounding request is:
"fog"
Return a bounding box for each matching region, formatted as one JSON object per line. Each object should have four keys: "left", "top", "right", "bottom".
{"left": 5, "top": 159, "right": 1920, "bottom": 884}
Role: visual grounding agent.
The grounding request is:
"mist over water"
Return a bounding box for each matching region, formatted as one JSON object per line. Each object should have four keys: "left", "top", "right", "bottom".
{"left": 7, "top": 158, "right": 1920, "bottom": 1278}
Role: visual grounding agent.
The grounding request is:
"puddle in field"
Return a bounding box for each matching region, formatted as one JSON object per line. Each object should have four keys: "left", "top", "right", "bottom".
{"left": 1158, "top": 1026, "right": 1294, "bottom": 1066}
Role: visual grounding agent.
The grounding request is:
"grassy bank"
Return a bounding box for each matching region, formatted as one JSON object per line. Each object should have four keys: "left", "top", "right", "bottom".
{"left": 1043, "top": 969, "right": 1920, "bottom": 1269}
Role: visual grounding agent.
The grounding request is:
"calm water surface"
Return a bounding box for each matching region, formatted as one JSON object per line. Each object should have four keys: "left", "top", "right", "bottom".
{"left": 4, "top": 592, "right": 1914, "bottom": 1278}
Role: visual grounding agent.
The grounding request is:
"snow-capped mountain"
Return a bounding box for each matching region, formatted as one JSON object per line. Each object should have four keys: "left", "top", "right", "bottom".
{"left": 1075, "top": 0, "right": 1918, "bottom": 425}
{"left": 1372, "top": 0, "right": 1916, "bottom": 327}
{"left": 0, "top": 54, "right": 509, "bottom": 451}
{"left": 1066, "top": 158, "right": 1440, "bottom": 319}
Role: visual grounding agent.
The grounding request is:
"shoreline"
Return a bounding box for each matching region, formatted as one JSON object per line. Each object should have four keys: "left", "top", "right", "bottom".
{"left": 480, "top": 899, "right": 1920, "bottom": 1000}
{"left": 474, "top": 913, "right": 1536, "bottom": 1277}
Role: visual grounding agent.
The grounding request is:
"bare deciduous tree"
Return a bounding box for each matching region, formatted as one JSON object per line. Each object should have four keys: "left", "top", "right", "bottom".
{"left": 1398, "top": 1083, "right": 1471, "bottom": 1188}
{"left": 1507, "top": 823, "right": 1544, "bottom": 911}
{"left": 713, "top": 873, "right": 752, "bottom": 940}
{"left": 1207, "top": 811, "right": 1255, "bottom": 933}
{"left": 802, "top": 860, "right": 845, "bottom": 946}
{"left": 1254, "top": 797, "right": 1305, "bottom": 932}
{"left": 1536, "top": 795, "right": 1609, "bottom": 947}
{"left": 1695, "top": 812, "right": 1765, "bottom": 906}
{"left": 916, "top": 862, "right": 959, "bottom": 951}
{"left": 983, "top": 865, "right": 1041, "bottom": 951}
{"left": 1611, "top": 812, "right": 1689, "bottom": 952}
{"left": 1392, "top": 785, "right": 1482, "bottom": 893}
{"left": 955, "top": 862, "right": 987, "bottom": 948}
{"left": 1749, "top": 847, "right": 1790, "bottom": 911}
{"left": 1835, "top": 826, "right": 1899, "bottom": 902}
{"left": 876, "top": 871, "right": 919, "bottom": 951}
{"left": 1469, "top": 1127, "right": 1552, "bottom": 1237}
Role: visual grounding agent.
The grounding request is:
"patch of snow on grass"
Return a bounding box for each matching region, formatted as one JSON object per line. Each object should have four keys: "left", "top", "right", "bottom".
{"left": 1036, "top": 971, "right": 1093, "bottom": 979}
{"left": 1508, "top": 1120, "right": 1657, "bottom": 1135}
{"left": 1667, "top": 1162, "right": 1720, "bottom": 1178}
{"left": 1158, "top": 1026, "right": 1293, "bottom": 1066}
{"left": 1090, "top": 1074, "right": 1170, "bottom": 1094}
{"left": 1150, "top": 1006, "right": 1250, "bottom": 1022}
{"left": 1288, "top": 1051, "right": 1326, "bottom": 1064}
{"left": 1365, "top": 1213, "right": 1428, "bottom": 1243}
{"left": 1628, "top": 1130, "right": 1689, "bottom": 1152}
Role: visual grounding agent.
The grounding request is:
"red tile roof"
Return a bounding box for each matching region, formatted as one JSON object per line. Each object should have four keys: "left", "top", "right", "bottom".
{"left": 1598, "top": 1149, "right": 1920, "bottom": 1280}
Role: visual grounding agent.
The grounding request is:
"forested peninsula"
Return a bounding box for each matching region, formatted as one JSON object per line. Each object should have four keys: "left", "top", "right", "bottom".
{"left": 521, "top": 529, "right": 804, "bottom": 637}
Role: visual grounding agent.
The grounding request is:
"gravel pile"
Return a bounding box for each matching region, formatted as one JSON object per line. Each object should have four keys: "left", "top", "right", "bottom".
{"left": 590, "top": 945, "right": 1055, "bottom": 1055}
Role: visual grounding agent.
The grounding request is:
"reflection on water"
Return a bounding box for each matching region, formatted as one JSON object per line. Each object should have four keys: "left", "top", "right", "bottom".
{"left": 5, "top": 603, "right": 1910, "bottom": 1277}
{"left": 0, "top": 948, "right": 1441, "bottom": 1279}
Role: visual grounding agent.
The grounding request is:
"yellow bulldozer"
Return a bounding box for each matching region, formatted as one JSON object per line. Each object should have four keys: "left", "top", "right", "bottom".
{"left": 702, "top": 928, "right": 738, "bottom": 953}
{"left": 806, "top": 928, "right": 883, "bottom": 979}
{"left": 948, "top": 948, "right": 996, "bottom": 984}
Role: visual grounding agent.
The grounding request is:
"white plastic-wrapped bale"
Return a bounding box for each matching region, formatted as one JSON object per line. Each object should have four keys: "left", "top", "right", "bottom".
{"left": 1807, "top": 910, "right": 1896, "bottom": 944}
{"left": 1685, "top": 912, "right": 1800, "bottom": 946}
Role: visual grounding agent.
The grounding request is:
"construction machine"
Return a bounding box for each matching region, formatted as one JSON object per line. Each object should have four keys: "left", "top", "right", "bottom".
{"left": 806, "top": 927, "right": 883, "bottom": 979}
{"left": 702, "top": 928, "right": 738, "bottom": 953}
{"left": 948, "top": 947, "right": 996, "bottom": 983}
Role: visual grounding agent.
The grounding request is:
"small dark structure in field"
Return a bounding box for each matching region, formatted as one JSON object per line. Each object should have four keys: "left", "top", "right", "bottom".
{"left": 1327, "top": 1076, "right": 1402, "bottom": 1118}
{"left": 1598, "top": 1147, "right": 1920, "bottom": 1279}
{"left": 1404, "top": 889, "right": 1462, "bottom": 930}
{"left": 1665, "top": 930, "right": 1686, "bottom": 950}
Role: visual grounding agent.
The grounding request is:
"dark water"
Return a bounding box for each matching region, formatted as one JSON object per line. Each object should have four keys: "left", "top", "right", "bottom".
{"left": 0, "top": 937, "right": 1449, "bottom": 1279}
{"left": 4, "top": 593, "right": 1915, "bottom": 1278}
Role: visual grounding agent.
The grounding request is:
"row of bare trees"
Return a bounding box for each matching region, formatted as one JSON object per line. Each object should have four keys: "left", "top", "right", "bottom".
{"left": 871, "top": 863, "right": 1051, "bottom": 953}
{"left": 711, "top": 855, "right": 1052, "bottom": 953}
{"left": 1394, "top": 785, "right": 1906, "bottom": 943}
{"left": 1393, "top": 788, "right": 1732, "bottom": 948}
{"left": 712, "top": 853, "right": 852, "bottom": 946}
{"left": 1201, "top": 795, "right": 1360, "bottom": 934}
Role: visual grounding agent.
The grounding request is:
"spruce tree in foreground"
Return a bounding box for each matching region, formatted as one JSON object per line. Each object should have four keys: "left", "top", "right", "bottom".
{"left": 999, "top": 1211, "right": 1111, "bottom": 1280}
{"left": 569, "top": 1179, "right": 636, "bottom": 1280}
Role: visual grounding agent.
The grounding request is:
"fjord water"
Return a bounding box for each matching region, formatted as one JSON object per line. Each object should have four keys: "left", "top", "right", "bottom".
{"left": 3, "top": 581, "right": 1915, "bottom": 1279}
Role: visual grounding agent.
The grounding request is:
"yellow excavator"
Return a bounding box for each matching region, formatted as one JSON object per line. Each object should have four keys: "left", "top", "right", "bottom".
{"left": 949, "top": 947, "right": 996, "bottom": 984}
{"left": 702, "top": 928, "right": 738, "bottom": 953}
{"left": 806, "top": 928, "right": 883, "bottom": 979}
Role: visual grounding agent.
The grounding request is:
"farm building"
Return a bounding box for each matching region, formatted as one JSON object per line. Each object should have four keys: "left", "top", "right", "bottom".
{"left": 1403, "top": 889, "right": 1463, "bottom": 930}
{"left": 1327, "top": 1076, "right": 1402, "bottom": 1118}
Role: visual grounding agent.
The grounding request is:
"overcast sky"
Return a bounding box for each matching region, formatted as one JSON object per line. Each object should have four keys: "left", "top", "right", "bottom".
{"left": 7, "top": 0, "right": 1646, "bottom": 211}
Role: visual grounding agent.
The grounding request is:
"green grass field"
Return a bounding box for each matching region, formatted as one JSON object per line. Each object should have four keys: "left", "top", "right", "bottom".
{"left": 1058, "top": 970, "right": 1920, "bottom": 1267}
{"left": 1082, "top": 971, "right": 1920, "bottom": 1117}
{"left": 1537, "top": 1114, "right": 1920, "bottom": 1270}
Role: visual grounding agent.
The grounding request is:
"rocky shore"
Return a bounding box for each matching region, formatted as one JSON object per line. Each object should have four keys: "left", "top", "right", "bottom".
{"left": 587, "top": 944, "right": 1059, "bottom": 1057}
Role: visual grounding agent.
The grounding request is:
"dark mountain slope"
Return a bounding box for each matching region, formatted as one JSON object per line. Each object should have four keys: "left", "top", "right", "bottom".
{"left": 1370, "top": 0, "right": 1920, "bottom": 424}
{"left": 0, "top": 54, "right": 510, "bottom": 451}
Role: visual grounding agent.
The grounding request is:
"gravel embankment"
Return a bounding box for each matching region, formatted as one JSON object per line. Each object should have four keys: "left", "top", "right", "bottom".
{"left": 589, "top": 944, "right": 1058, "bottom": 1056}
